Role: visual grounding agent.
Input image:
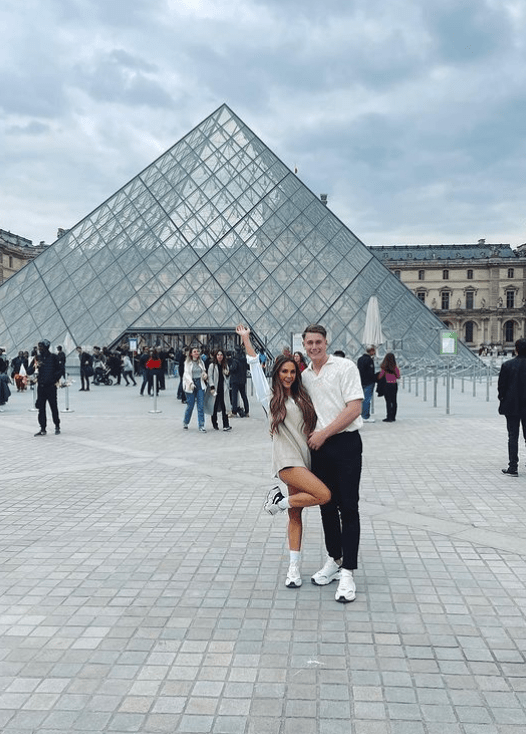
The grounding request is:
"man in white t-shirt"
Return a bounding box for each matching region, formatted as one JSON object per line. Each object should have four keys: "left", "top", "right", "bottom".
{"left": 301, "top": 324, "right": 364, "bottom": 603}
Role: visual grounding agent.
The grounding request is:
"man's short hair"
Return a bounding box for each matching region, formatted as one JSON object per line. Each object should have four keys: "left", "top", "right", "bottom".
{"left": 515, "top": 338, "right": 526, "bottom": 356}
{"left": 302, "top": 324, "right": 327, "bottom": 339}
{"left": 366, "top": 345, "right": 376, "bottom": 353}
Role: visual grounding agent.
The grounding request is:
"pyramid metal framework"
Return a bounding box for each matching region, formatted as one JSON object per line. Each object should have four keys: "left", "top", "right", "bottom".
{"left": 0, "top": 104, "right": 478, "bottom": 365}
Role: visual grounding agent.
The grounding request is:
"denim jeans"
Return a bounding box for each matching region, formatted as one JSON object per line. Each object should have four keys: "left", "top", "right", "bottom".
{"left": 361, "top": 383, "right": 374, "bottom": 419}
{"left": 184, "top": 382, "right": 205, "bottom": 428}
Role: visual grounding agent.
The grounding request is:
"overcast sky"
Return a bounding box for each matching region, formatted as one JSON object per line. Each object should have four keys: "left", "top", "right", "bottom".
{"left": 1, "top": 0, "right": 525, "bottom": 250}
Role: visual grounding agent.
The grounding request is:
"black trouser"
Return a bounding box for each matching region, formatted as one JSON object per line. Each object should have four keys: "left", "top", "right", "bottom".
{"left": 36, "top": 384, "right": 60, "bottom": 431}
{"left": 310, "top": 432, "right": 362, "bottom": 570}
{"left": 384, "top": 383, "right": 398, "bottom": 421}
{"left": 147, "top": 369, "right": 161, "bottom": 395}
{"left": 212, "top": 391, "right": 230, "bottom": 429}
{"left": 140, "top": 368, "right": 148, "bottom": 395}
{"left": 177, "top": 377, "right": 186, "bottom": 401}
{"left": 231, "top": 383, "right": 249, "bottom": 415}
{"left": 505, "top": 414, "right": 526, "bottom": 471}
{"left": 123, "top": 370, "right": 136, "bottom": 386}
{"left": 80, "top": 370, "right": 90, "bottom": 390}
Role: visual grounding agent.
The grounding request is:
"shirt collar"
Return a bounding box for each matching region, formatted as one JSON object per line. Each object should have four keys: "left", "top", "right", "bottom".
{"left": 306, "top": 354, "right": 334, "bottom": 372}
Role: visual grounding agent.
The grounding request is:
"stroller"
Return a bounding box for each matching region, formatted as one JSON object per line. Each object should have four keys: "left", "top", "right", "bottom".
{"left": 92, "top": 364, "right": 113, "bottom": 386}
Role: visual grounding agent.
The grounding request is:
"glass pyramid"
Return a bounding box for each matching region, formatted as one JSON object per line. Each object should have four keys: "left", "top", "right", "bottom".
{"left": 0, "top": 104, "right": 478, "bottom": 366}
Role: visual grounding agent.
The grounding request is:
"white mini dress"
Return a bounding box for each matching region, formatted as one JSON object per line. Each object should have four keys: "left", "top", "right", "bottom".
{"left": 246, "top": 355, "right": 310, "bottom": 478}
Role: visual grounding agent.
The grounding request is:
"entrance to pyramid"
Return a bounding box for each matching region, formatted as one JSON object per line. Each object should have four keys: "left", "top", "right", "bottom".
{"left": 111, "top": 327, "right": 269, "bottom": 358}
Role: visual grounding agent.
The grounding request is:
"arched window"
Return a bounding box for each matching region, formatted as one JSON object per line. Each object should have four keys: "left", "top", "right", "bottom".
{"left": 464, "top": 321, "right": 475, "bottom": 343}
{"left": 443, "top": 269, "right": 449, "bottom": 280}
{"left": 504, "top": 321, "right": 515, "bottom": 343}
{"left": 418, "top": 269, "right": 425, "bottom": 280}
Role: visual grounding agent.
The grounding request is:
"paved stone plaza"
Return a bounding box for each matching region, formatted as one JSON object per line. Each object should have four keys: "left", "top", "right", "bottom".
{"left": 1, "top": 372, "right": 525, "bottom": 733}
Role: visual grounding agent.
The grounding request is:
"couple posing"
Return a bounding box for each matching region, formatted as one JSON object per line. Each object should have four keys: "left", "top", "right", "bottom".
{"left": 237, "top": 324, "right": 363, "bottom": 603}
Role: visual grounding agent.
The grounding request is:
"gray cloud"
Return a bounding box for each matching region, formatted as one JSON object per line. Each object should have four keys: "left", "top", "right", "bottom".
{"left": 0, "top": 0, "right": 525, "bottom": 248}
{"left": 73, "top": 49, "right": 173, "bottom": 107}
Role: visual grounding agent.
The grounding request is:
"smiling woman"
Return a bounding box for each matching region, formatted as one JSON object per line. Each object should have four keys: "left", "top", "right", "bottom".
{"left": 236, "top": 324, "right": 331, "bottom": 590}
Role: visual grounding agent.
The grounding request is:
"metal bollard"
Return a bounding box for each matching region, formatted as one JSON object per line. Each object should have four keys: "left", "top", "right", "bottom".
{"left": 446, "top": 362, "right": 451, "bottom": 415}
{"left": 61, "top": 373, "right": 75, "bottom": 413}
{"left": 149, "top": 374, "right": 162, "bottom": 414}
{"left": 29, "top": 382, "right": 38, "bottom": 412}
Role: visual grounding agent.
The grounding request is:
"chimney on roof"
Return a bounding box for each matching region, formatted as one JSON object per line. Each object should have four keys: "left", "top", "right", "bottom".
{"left": 320, "top": 194, "right": 328, "bottom": 206}
{"left": 478, "top": 238, "right": 486, "bottom": 245}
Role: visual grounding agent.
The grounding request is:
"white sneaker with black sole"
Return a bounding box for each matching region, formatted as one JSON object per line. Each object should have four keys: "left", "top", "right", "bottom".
{"left": 311, "top": 556, "right": 341, "bottom": 585}
{"left": 335, "top": 569, "right": 356, "bottom": 603}
{"left": 285, "top": 562, "right": 302, "bottom": 588}
{"left": 264, "top": 486, "right": 285, "bottom": 515}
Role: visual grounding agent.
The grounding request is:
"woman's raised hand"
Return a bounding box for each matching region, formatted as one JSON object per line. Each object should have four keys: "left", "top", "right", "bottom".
{"left": 236, "top": 324, "right": 250, "bottom": 339}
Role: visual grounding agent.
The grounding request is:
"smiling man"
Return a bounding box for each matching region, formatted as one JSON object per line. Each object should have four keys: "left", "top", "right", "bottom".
{"left": 301, "top": 324, "right": 364, "bottom": 603}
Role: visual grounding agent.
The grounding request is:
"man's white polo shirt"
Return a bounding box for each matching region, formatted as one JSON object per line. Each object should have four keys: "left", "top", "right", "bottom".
{"left": 302, "top": 355, "right": 364, "bottom": 432}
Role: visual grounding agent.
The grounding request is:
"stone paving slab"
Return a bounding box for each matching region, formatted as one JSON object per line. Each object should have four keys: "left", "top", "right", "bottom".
{"left": 0, "top": 375, "right": 525, "bottom": 733}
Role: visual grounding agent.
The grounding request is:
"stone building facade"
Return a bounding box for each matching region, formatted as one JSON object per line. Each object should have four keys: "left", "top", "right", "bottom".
{"left": 0, "top": 229, "right": 47, "bottom": 284}
{"left": 371, "top": 241, "right": 526, "bottom": 350}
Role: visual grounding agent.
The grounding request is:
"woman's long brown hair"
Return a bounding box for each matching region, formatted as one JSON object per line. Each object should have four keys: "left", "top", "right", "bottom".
{"left": 380, "top": 352, "right": 397, "bottom": 374}
{"left": 269, "top": 355, "right": 317, "bottom": 436}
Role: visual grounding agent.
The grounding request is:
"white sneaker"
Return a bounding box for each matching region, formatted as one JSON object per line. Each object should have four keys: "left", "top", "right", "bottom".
{"left": 311, "top": 556, "right": 341, "bottom": 585}
{"left": 363, "top": 417, "right": 375, "bottom": 423}
{"left": 264, "top": 486, "right": 285, "bottom": 515}
{"left": 335, "top": 569, "right": 356, "bottom": 603}
{"left": 285, "top": 562, "right": 302, "bottom": 588}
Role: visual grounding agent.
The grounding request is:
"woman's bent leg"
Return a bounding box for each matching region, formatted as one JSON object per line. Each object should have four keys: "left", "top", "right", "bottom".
{"left": 278, "top": 467, "right": 331, "bottom": 508}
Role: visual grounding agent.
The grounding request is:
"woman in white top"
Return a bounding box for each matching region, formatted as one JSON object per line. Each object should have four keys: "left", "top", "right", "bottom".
{"left": 182, "top": 347, "right": 208, "bottom": 432}
{"left": 236, "top": 324, "right": 330, "bottom": 588}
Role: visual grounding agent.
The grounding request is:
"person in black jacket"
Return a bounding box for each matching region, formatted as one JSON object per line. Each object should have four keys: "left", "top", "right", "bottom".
{"left": 56, "top": 345, "right": 66, "bottom": 379}
{"left": 230, "top": 346, "right": 249, "bottom": 417}
{"left": 77, "top": 346, "right": 93, "bottom": 391}
{"left": 357, "top": 346, "right": 376, "bottom": 423}
{"left": 27, "top": 340, "right": 63, "bottom": 436}
{"left": 498, "top": 338, "right": 526, "bottom": 476}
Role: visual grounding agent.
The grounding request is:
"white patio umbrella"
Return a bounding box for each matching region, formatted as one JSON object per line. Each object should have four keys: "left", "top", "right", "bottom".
{"left": 362, "top": 296, "right": 385, "bottom": 347}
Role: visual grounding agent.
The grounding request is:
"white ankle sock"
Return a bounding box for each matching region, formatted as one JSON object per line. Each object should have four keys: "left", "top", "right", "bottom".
{"left": 290, "top": 550, "right": 301, "bottom": 563}
{"left": 277, "top": 497, "right": 290, "bottom": 510}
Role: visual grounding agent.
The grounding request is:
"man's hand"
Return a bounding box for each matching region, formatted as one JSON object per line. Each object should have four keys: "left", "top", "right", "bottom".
{"left": 308, "top": 429, "right": 328, "bottom": 451}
